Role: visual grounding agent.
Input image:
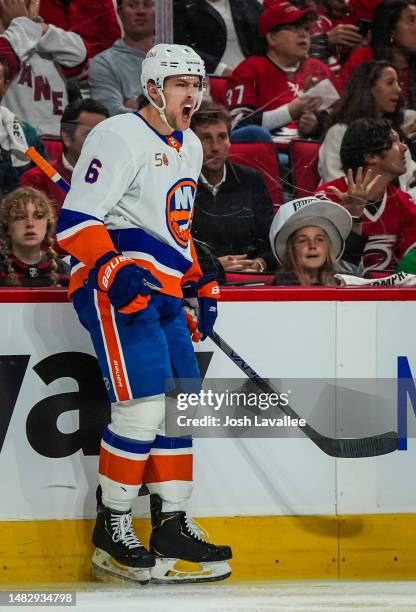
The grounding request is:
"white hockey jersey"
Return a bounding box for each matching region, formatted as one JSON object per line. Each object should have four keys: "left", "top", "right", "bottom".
{"left": 2, "top": 17, "right": 87, "bottom": 138}
{"left": 57, "top": 112, "right": 204, "bottom": 297}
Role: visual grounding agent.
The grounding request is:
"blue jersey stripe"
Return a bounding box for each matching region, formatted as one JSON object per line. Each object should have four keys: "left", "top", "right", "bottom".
{"left": 57, "top": 209, "right": 103, "bottom": 234}
{"left": 102, "top": 426, "right": 153, "bottom": 454}
{"left": 152, "top": 434, "right": 193, "bottom": 449}
{"left": 109, "top": 227, "right": 192, "bottom": 274}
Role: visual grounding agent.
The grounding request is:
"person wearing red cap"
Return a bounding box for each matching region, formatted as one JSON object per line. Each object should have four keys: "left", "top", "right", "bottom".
{"left": 225, "top": 0, "right": 337, "bottom": 139}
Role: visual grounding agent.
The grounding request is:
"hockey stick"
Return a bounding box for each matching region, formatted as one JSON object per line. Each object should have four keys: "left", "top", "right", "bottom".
{"left": 25, "top": 148, "right": 399, "bottom": 458}
{"left": 209, "top": 331, "right": 398, "bottom": 458}
{"left": 26, "top": 147, "right": 71, "bottom": 193}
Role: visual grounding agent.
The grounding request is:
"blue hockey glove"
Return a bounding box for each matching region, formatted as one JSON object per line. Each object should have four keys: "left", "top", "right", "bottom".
{"left": 90, "top": 251, "right": 162, "bottom": 313}
{"left": 182, "top": 275, "right": 219, "bottom": 340}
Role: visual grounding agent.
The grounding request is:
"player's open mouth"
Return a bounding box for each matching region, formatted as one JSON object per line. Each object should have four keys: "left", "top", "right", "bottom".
{"left": 182, "top": 105, "right": 192, "bottom": 119}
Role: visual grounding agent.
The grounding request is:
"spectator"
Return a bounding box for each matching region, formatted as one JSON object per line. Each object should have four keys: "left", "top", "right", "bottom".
{"left": 20, "top": 98, "right": 109, "bottom": 212}
{"left": 39, "top": 0, "right": 121, "bottom": 59}
{"left": 0, "top": 1, "right": 34, "bottom": 80}
{"left": 0, "top": 56, "right": 48, "bottom": 196}
{"left": 226, "top": 0, "right": 337, "bottom": 139}
{"left": 317, "top": 118, "right": 416, "bottom": 275}
{"left": 339, "top": 0, "right": 416, "bottom": 110}
{"left": 269, "top": 196, "right": 352, "bottom": 285}
{"left": 292, "top": 0, "right": 363, "bottom": 71}
{"left": 190, "top": 101, "right": 275, "bottom": 273}
{"left": 1, "top": 0, "right": 88, "bottom": 151}
{"left": 173, "top": 0, "right": 264, "bottom": 76}
{"left": 319, "top": 61, "right": 416, "bottom": 195}
{"left": 89, "top": 0, "right": 155, "bottom": 116}
{"left": 0, "top": 186, "right": 69, "bottom": 286}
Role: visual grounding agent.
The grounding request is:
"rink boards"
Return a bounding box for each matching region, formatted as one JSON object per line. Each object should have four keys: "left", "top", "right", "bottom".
{"left": 1, "top": 286, "right": 416, "bottom": 582}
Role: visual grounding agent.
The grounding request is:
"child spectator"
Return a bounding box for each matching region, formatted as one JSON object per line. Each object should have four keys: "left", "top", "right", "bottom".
{"left": 319, "top": 61, "right": 416, "bottom": 195}
{"left": 173, "top": 0, "right": 264, "bottom": 76}
{"left": 89, "top": 0, "right": 155, "bottom": 116}
{"left": 20, "top": 98, "right": 109, "bottom": 212}
{"left": 269, "top": 196, "right": 352, "bottom": 285}
{"left": 0, "top": 186, "right": 69, "bottom": 286}
{"left": 339, "top": 0, "right": 416, "bottom": 110}
{"left": 226, "top": 0, "right": 337, "bottom": 139}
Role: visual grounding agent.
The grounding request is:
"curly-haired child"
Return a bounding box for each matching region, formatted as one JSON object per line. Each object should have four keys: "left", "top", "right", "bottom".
{"left": 0, "top": 187, "right": 69, "bottom": 286}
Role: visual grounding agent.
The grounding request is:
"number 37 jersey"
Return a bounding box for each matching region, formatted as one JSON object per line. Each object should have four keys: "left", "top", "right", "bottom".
{"left": 57, "top": 112, "right": 204, "bottom": 297}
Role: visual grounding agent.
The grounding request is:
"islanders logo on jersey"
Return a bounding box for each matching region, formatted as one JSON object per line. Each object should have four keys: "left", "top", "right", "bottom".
{"left": 166, "top": 178, "right": 197, "bottom": 248}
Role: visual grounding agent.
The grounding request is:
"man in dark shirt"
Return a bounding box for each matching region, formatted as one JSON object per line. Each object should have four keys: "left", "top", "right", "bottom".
{"left": 191, "top": 101, "right": 275, "bottom": 273}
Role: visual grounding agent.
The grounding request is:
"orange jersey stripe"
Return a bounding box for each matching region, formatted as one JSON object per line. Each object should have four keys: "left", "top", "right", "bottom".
{"left": 96, "top": 292, "right": 131, "bottom": 402}
{"left": 143, "top": 453, "right": 193, "bottom": 484}
{"left": 99, "top": 447, "right": 147, "bottom": 486}
{"left": 58, "top": 225, "right": 115, "bottom": 268}
{"left": 69, "top": 266, "right": 88, "bottom": 296}
{"left": 181, "top": 238, "right": 203, "bottom": 286}
{"left": 135, "top": 258, "right": 182, "bottom": 297}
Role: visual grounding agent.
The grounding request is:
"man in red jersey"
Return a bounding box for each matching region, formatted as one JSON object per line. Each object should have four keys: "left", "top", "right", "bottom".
{"left": 316, "top": 118, "right": 416, "bottom": 275}
{"left": 225, "top": 0, "right": 337, "bottom": 138}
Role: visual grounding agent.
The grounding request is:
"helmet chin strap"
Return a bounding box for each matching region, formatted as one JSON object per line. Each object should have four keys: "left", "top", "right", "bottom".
{"left": 149, "top": 90, "right": 176, "bottom": 133}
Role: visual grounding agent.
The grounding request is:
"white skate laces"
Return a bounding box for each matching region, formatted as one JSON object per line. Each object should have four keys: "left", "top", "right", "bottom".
{"left": 184, "top": 516, "right": 208, "bottom": 542}
{"left": 110, "top": 512, "right": 143, "bottom": 549}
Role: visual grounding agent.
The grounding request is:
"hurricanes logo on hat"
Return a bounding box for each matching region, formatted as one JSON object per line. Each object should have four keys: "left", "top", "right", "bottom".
{"left": 293, "top": 198, "right": 318, "bottom": 212}
{"left": 166, "top": 178, "right": 197, "bottom": 248}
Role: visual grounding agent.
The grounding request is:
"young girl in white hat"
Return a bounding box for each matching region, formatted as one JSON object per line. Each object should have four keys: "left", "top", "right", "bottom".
{"left": 269, "top": 196, "right": 352, "bottom": 286}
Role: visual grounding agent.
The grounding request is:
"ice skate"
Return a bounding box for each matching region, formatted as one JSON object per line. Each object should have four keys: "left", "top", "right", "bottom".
{"left": 92, "top": 501, "right": 155, "bottom": 584}
{"left": 149, "top": 495, "right": 232, "bottom": 583}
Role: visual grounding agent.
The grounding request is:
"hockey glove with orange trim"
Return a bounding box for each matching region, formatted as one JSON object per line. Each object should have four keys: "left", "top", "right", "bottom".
{"left": 183, "top": 275, "right": 219, "bottom": 340}
{"left": 90, "top": 251, "right": 162, "bottom": 313}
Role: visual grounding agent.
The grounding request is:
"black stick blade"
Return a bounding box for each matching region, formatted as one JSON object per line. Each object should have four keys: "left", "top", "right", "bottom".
{"left": 314, "top": 431, "right": 399, "bottom": 458}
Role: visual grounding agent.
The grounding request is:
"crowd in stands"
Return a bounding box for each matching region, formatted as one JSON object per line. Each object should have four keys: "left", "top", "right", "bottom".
{"left": 0, "top": 0, "right": 416, "bottom": 289}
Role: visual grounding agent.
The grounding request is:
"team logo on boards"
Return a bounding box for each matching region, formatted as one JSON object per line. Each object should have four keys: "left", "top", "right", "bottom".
{"left": 166, "top": 178, "right": 197, "bottom": 248}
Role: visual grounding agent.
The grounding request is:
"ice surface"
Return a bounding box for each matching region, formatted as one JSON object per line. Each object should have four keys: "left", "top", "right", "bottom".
{"left": 3, "top": 580, "right": 416, "bottom": 612}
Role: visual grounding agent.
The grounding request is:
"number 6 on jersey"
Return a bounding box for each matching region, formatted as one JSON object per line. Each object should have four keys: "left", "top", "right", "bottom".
{"left": 85, "top": 159, "right": 103, "bottom": 184}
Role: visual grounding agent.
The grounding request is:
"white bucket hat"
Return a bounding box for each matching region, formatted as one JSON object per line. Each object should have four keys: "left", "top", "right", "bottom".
{"left": 270, "top": 197, "right": 352, "bottom": 264}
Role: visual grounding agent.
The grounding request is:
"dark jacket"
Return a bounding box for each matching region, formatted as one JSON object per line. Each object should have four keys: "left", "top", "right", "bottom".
{"left": 173, "top": 0, "right": 264, "bottom": 74}
{"left": 191, "top": 161, "right": 275, "bottom": 269}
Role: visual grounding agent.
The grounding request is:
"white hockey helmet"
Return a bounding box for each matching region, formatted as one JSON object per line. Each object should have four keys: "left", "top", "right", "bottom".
{"left": 141, "top": 43, "right": 206, "bottom": 110}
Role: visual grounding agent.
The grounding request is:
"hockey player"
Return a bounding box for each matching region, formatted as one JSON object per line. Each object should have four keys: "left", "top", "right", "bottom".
{"left": 56, "top": 44, "right": 232, "bottom": 584}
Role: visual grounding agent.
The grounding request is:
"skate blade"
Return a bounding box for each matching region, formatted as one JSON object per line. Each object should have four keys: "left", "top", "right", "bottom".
{"left": 92, "top": 548, "right": 151, "bottom": 585}
{"left": 151, "top": 558, "right": 231, "bottom": 584}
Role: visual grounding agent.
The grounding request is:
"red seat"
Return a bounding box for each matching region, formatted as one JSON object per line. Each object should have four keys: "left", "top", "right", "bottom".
{"left": 42, "top": 138, "right": 63, "bottom": 160}
{"left": 225, "top": 272, "right": 275, "bottom": 285}
{"left": 289, "top": 139, "right": 320, "bottom": 199}
{"left": 208, "top": 76, "right": 228, "bottom": 104}
{"left": 229, "top": 141, "right": 283, "bottom": 206}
